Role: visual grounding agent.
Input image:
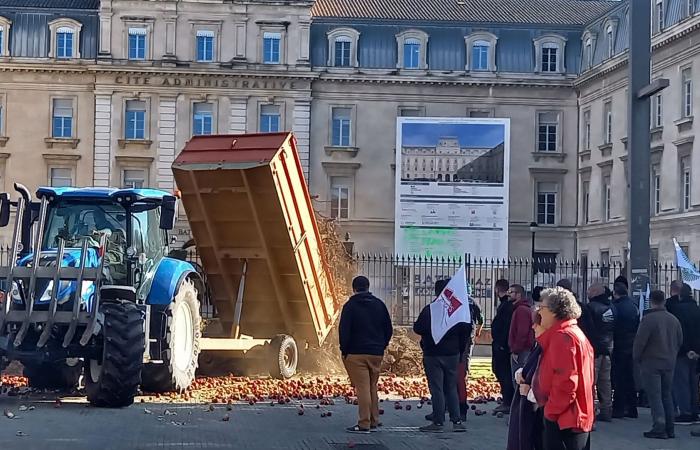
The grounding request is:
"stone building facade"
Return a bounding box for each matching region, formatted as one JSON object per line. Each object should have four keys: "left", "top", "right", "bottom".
{"left": 0, "top": 0, "right": 697, "bottom": 264}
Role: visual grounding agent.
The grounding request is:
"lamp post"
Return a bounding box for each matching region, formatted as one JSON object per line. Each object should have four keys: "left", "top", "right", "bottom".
{"left": 529, "top": 221, "right": 538, "bottom": 262}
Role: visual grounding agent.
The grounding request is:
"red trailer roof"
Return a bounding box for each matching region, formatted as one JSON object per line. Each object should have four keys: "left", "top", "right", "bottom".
{"left": 174, "top": 132, "right": 291, "bottom": 166}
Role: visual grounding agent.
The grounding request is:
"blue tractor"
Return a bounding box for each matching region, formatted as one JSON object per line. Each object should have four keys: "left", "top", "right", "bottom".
{"left": 0, "top": 184, "right": 203, "bottom": 407}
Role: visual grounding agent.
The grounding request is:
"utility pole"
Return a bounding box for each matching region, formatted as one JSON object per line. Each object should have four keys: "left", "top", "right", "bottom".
{"left": 627, "top": 0, "right": 668, "bottom": 304}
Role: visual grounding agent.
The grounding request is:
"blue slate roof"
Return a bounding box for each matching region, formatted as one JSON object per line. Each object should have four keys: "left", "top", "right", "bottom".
{"left": 0, "top": 1, "right": 98, "bottom": 59}
{"left": 583, "top": 0, "right": 699, "bottom": 70}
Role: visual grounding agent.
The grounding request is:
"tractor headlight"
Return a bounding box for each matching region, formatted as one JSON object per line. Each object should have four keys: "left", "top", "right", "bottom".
{"left": 126, "top": 246, "right": 137, "bottom": 258}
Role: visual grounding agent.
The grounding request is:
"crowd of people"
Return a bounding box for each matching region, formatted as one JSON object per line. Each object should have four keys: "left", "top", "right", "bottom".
{"left": 337, "top": 274, "right": 700, "bottom": 449}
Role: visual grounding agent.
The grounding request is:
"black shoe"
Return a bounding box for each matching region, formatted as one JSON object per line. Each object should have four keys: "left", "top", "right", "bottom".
{"left": 425, "top": 413, "right": 433, "bottom": 421}
{"left": 643, "top": 431, "right": 667, "bottom": 439}
{"left": 612, "top": 411, "right": 626, "bottom": 419}
{"left": 675, "top": 414, "right": 695, "bottom": 425}
{"left": 459, "top": 403, "right": 468, "bottom": 422}
{"left": 346, "top": 425, "right": 370, "bottom": 434}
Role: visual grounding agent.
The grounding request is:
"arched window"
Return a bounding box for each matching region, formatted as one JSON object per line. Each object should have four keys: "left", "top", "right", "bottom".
{"left": 606, "top": 25, "right": 614, "bottom": 58}
{"left": 327, "top": 28, "right": 360, "bottom": 68}
{"left": 396, "top": 30, "right": 429, "bottom": 70}
{"left": 437, "top": 174, "right": 442, "bottom": 181}
{"left": 534, "top": 34, "right": 567, "bottom": 73}
{"left": 0, "top": 16, "right": 11, "bottom": 57}
{"left": 585, "top": 38, "right": 592, "bottom": 68}
{"left": 471, "top": 40, "right": 490, "bottom": 71}
{"left": 49, "top": 18, "right": 82, "bottom": 59}
{"left": 465, "top": 32, "right": 498, "bottom": 72}
{"left": 445, "top": 174, "right": 451, "bottom": 182}
{"left": 404, "top": 38, "right": 421, "bottom": 69}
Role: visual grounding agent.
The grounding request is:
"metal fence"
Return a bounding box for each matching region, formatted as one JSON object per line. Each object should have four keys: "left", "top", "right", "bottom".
{"left": 356, "top": 254, "right": 687, "bottom": 327}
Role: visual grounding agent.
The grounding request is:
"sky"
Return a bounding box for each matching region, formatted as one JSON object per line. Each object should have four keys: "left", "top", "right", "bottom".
{"left": 401, "top": 122, "right": 505, "bottom": 148}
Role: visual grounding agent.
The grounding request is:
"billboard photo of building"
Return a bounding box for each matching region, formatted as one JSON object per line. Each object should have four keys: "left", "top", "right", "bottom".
{"left": 395, "top": 118, "right": 510, "bottom": 259}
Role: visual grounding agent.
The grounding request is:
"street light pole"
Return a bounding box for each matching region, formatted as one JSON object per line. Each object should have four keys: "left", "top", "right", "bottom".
{"left": 529, "top": 221, "right": 538, "bottom": 267}
{"left": 628, "top": 0, "right": 667, "bottom": 302}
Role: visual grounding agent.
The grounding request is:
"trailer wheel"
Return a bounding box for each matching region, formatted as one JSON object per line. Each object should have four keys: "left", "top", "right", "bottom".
{"left": 23, "top": 360, "right": 82, "bottom": 391}
{"left": 141, "top": 279, "right": 201, "bottom": 392}
{"left": 269, "top": 335, "right": 298, "bottom": 379}
{"left": 85, "top": 300, "right": 145, "bottom": 408}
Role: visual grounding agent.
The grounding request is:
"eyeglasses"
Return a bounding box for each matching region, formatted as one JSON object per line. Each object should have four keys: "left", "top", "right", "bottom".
{"left": 534, "top": 303, "right": 549, "bottom": 312}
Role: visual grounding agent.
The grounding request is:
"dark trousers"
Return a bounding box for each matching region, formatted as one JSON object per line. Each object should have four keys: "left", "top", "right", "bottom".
{"left": 424, "top": 354, "right": 460, "bottom": 425}
{"left": 673, "top": 355, "right": 699, "bottom": 417}
{"left": 493, "top": 345, "right": 515, "bottom": 406}
{"left": 640, "top": 367, "right": 675, "bottom": 435}
{"left": 612, "top": 352, "right": 637, "bottom": 416}
{"left": 543, "top": 419, "right": 591, "bottom": 450}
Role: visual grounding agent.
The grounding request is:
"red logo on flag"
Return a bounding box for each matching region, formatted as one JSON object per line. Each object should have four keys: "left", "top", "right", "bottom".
{"left": 442, "top": 288, "right": 463, "bottom": 317}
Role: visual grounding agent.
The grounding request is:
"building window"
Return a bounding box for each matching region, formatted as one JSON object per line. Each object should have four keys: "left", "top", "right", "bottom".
{"left": 399, "top": 107, "right": 424, "bottom": 117}
{"left": 192, "top": 103, "right": 213, "bottom": 136}
{"left": 603, "top": 176, "right": 611, "bottom": 221}
{"left": 0, "top": 17, "right": 11, "bottom": 57}
{"left": 403, "top": 38, "right": 421, "bottom": 69}
{"left": 469, "top": 109, "right": 493, "bottom": 118}
{"left": 396, "top": 30, "right": 428, "bottom": 70}
{"left": 604, "top": 101, "right": 613, "bottom": 144}
{"left": 652, "top": 168, "right": 661, "bottom": 215}
{"left": 583, "top": 110, "right": 591, "bottom": 150}
{"left": 582, "top": 181, "right": 590, "bottom": 224}
{"left": 330, "top": 177, "right": 351, "bottom": 220}
{"left": 334, "top": 36, "right": 351, "bottom": 67}
{"left": 331, "top": 107, "right": 352, "bottom": 147}
{"left": 259, "top": 104, "right": 281, "bottom": 132}
{"left": 56, "top": 27, "right": 75, "bottom": 59}
{"left": 263, "top": 31, "right": 281, "bottom": 64}
{"left": 471, "top": 41, "right": 490, "bottom": 71}
{"left": 125, "top": 100, "right": 146, "bottom": 140}
{"left": 49, "top": 19, "right": 81, "bottom": 59}
{"left": 653, "top": 93, "right": 663, "bottom": 128}
{"left": 123, "top": 169, "right": 146, "bottom": 189}
{"left": 196, "top": 30, "right": 214, "bottom": 62}
{"left": 128, "top": 27, "right": 147, "bottom": 60}
{"left": 537, "top": 112, "right": 558, "bottom": 152}
{"left": 584, "top": 38, "right": 592, "bottom": 68}
{"left": 50, "top": 167, "right": 73, "bottom": 187}
{"left": 52, "top": 99, "right": 73, "bottom": 138}
{"left": 655, "top": 0, "right": 665, "bottom": 33}
{"left": 600, "top": 250, "right": 610, "bottom": 277}
{"left": 536, "top": 182, "right": 557, "bottom": 225}
{"left": 682, "top": 163, "right": 691, "bottom": 211}
{"left": 606, "top": 25, "right": 614, "bottom": 58}
{"left": 682, "top": 68, "right": 693, "bottom": 118}
{"left": 534, "top": 35, "right": 566, "bottom": 73}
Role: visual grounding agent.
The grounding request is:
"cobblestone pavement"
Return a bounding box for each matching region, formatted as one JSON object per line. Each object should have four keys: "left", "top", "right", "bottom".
{"left": 0, "top": 394, "right": 697, "bottom": 450}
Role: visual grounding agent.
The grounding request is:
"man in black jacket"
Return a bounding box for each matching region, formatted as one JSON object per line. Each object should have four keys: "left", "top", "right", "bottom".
{"left": 414, "top": 279, "right": 468, "bottom": 433}
{"left": 668, "top": 283, "right": 700, "bottom": 424}
{"left": 339, "top": 276, "right": 393, "bottom": 434}
{"left": 612, "top": 282, "right": 640, "bottom": 419}
{"left": 491, "top": 278, "right": 514, "bottom": 414}
{"left": 585, "top": 283, "right": 617, "bottom": 421}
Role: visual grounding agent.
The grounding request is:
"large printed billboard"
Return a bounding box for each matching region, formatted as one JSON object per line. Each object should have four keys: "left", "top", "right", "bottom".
{"left": 395, "top": 118, "right": 510, "bottom": 259}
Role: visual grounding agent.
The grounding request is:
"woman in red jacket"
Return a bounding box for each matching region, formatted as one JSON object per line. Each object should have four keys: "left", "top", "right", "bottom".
{"left": 535, "top": 286, "right": 595, "bottom": 450}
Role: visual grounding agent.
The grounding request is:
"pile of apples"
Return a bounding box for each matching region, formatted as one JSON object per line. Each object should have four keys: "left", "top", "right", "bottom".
{"left": 0, "top": 375, "right": 27, "bottom": 388}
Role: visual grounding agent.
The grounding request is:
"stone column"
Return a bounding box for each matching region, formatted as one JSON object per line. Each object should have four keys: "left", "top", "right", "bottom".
{"left": 93, "top": 94, "right": 112, "bottom": 187}
{"left": 229, "top": 96, "right": 248, "bottom": 133}
{"left": 98, "top": 1, "right": 113, "bottom": 58}
{"left": 297, "top": 20, "right": 310, "bottom": 65}
{"left": 293, "top": 98, "right": 312, "bottom": 179}
{"left": 156, "top": 96, "right": 177, "bottom": 191}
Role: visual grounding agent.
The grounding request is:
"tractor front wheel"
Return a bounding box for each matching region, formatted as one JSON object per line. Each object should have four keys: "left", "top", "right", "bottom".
{"left": 85, "top": 300, "right": 145, "bottom": 408}
{"left": 141, "top": 279, "right": 201, "bottom": 393}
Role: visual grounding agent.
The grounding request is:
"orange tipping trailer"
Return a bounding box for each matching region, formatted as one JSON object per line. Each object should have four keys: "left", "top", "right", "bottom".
{"left": 172, "top": 132, "right": 340, "bottom": 377}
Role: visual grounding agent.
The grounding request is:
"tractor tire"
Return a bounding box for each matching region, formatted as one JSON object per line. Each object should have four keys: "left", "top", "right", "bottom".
{"left": 141, "top": 279, "right": 201, "bottom": 393}
{"left": 23, "top": 360, "right": 82, "bottom": 391}
{"left": 85, "top": 300, "right": 145, "bottom": 408}
{"left": 269, "top": 334, "right": 298, "bottom": 379}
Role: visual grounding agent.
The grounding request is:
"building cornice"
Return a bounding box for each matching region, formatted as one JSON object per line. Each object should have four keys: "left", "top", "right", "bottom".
{"left": 316, "top": 71, "right": 577, "bottom": 88}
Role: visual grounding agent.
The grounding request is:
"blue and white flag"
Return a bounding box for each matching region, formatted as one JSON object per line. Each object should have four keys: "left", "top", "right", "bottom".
{"left": 673, "top": 238, "right": 700, "bottom": 290}
{"left": 639, "top": 283, "right": 650, "bottom": 320}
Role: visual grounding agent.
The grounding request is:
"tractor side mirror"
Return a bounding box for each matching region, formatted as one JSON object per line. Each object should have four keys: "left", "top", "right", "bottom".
{"left": 160, "top": 195, "right": 178, "bottom": 230}
{"left": 0, "top": 193, "right": 10, "bottom": 227}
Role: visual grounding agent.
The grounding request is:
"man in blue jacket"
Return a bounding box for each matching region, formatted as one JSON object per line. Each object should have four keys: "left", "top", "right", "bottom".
{"left": 339, "top": 276, "right": 393, "bottom": 434}
{"left": 612, "top": 282, "right": 640, "bottom": 419}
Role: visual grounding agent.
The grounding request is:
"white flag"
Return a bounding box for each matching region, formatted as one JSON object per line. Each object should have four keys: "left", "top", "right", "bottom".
{"left": 430, "top": 265, "right": 471, "bottom": 344}
{"left": 639, "top": 283, "right": 650, "bottom": 320}
{"left": 673, "top": 238, "right": 700, "bottom": 290}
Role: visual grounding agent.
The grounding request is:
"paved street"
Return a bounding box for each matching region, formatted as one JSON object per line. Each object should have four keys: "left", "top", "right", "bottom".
{"left": 0, "top": 394, "right": 696, "bottom": 450}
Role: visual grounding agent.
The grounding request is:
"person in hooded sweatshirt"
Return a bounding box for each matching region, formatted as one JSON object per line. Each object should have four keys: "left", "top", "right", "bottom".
{"left": 584, "top": 283, "right": 617, "bottom": 422}
{"left": 339, "top": 276, "right": 393, "bottom": 434}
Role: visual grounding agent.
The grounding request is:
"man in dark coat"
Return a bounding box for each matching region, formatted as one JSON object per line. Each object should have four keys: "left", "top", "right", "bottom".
{"left": 339, "top": 276, "right": 393, "bottom": 434}
{"left": 611, "top": 282, "right": 640, "bottom": 419}
{"left": 414, "top": 279, "right": 468, "bottom": 433}
{"left": 491, "top": 278, "right": 514, "bottom": 414}
{"left": 667, "top": 283, "right": 700, "bottom": 424}
{"left": 584, "top": 283, "right": 616, "bottom": 421}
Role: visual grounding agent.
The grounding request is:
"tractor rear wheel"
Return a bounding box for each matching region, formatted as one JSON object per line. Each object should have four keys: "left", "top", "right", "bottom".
{"left": 141, "top": 279, "right": 201, "bottom": 393}
{"left": 85, "top": 300, "right": 145, "bottom": 407}
{"left": 269, "top": 334, "right": 298, "bottom": 379}
{"left": 23, "top": 360, "right": 82, "bottom": 391}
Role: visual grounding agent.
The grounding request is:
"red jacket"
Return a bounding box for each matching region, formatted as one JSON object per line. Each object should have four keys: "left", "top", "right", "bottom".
{"left": 536, "top": 319, "right": 595, "bottom": 432}
{"left": 508, "top": 299, "right": 534, "bottom": 354}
